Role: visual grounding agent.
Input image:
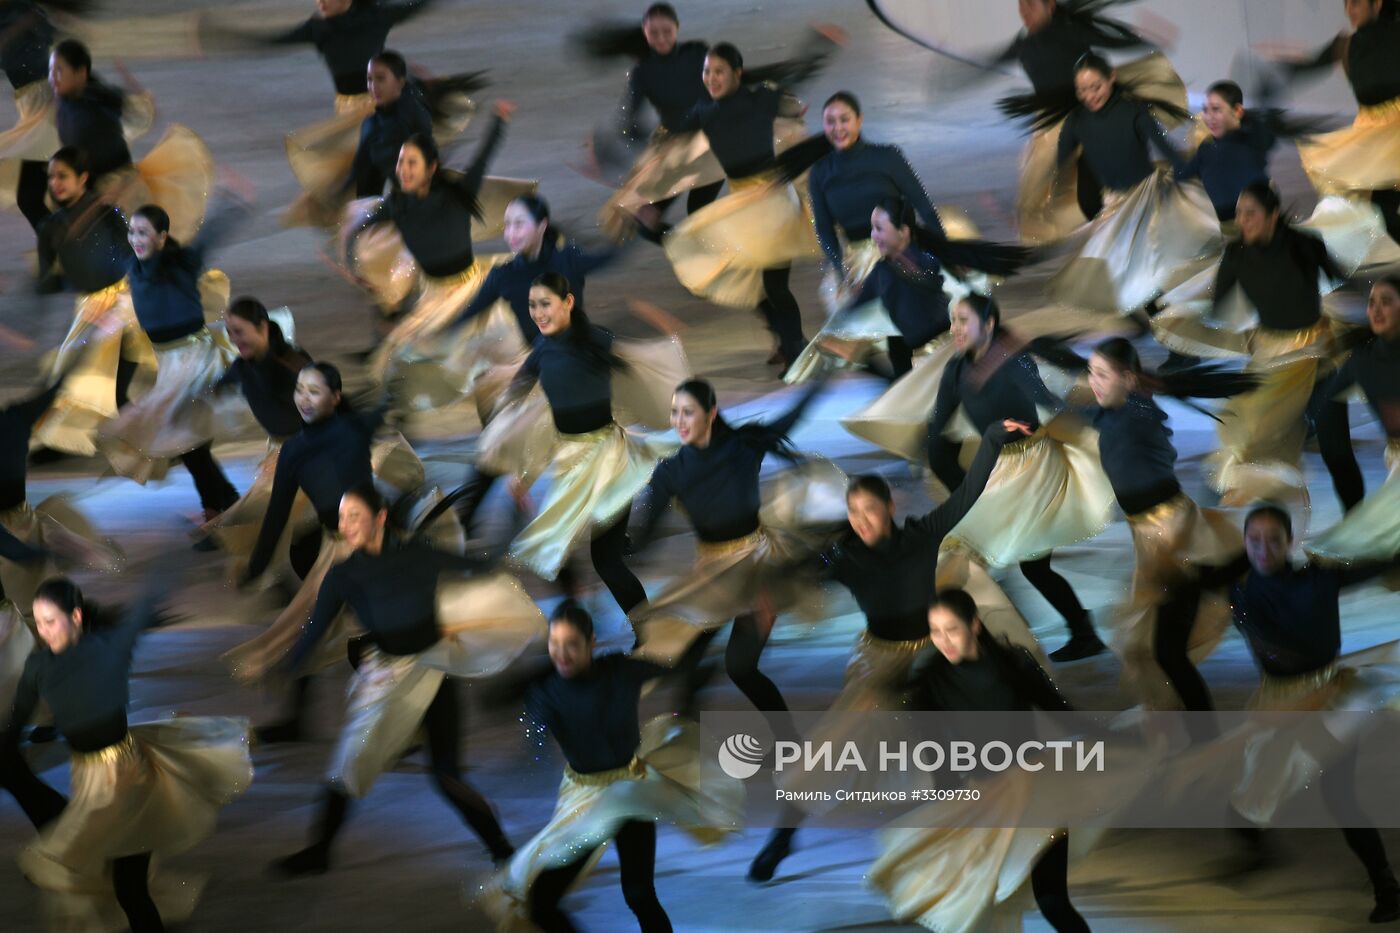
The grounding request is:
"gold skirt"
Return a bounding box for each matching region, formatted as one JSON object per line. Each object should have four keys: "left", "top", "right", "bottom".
{"left": 1308, "top": 441, "right": 1400, "bottom": 586}
{"left": 0, "top": 81, "right": 59, "bottom": 162}
{"left": 663, "top": 173, "right": 821, "bottom": 309}
{"left": 1299, "top": 194, "right": 1400, "bottom": 275}
{"left": 1299, "top": 98, "right": 1400, "bottom": 196}
{"left": 0, "top": 600, "right": 33, "bottom": 713}
{"left": 940, "top": 423, "right": 1116, "bottom": 568}
{"left": 97, "top": 327, "right": 237, "bottom": 483}
{"left": 96, "top": 125, "right": 215, "bottom": 244}
{"left": 839, "top": 334, "right": 958, "bottom": 462}
{"left": 342, "top": 196, "right": 420, "bottom": 311}
{"left": 478, "top": 717, "right": 743, "bottom": 931}
{"left": 0, "top": 498, "right": 123, "bottom": 617}
{"left": 203, "top": 441, "right": 319, "bottom": 585}
{"left": 1048, "top": 168, "right": 1222, "bottom": 315}
{"left": 17, "top": 718, "right": 252, "bottom": 932}
{"left": 1114, "top": 494, "right": 1242, "bottom": 710}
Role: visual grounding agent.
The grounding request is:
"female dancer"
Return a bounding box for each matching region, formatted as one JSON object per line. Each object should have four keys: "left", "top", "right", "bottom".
{"left": 480, "top": 273, "right": 684, "bottom": 617}
{"left": 97, "top": 202, "right": 243, "bottom": 520}
{"left": 0, "top": 0, "right": 71, "bottom": 231}
{"left": 261, "top": 0, "right": 436, "bottom": 101}
{"left": 1048, "top": 52, "right": 1218, "bottom": 317}
{"left": 349, "top": 49, "right": 432, "bottom": 198}
{"left": 1176, "top": 81, "right": 1278, "bottom": 224}
{"left": 272, "top": 482, "right": 542, "bottom": 877}
{"left": 1, "top": 577, "right": 253, "bottom": 931}
{"left": 926, "top": 294, "right": 1112, "bottom": 661}
{"left": 869, "top": 588, "right": 1089, "bottom": 933}
{"left": 481, "top": 601, "right": 742, "bottom": 932}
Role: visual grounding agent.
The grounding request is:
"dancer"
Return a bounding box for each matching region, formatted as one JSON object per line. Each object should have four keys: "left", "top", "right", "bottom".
{"left": 349, "top": 49, "right": 432, "bottom": 198}
{"left": 271, "top": 482, "right": 541, "bottom": 877}
{"left": 868, "top": 588, "right": 1089, "bottom": 933}
{"left": 259, "top": 0, "right": 437, "bottom": 101}
{"left": 927, "top": 294, "right": 1113, "bottom": 661}
{"left": 0, "top": 0, "right": 71, "bottom": 231}
{"left": 0, "top": 577, "right": 253, "bottom": 931}
{"left": 481, "top": 600, "right": 742, "bottom": 932}
{"left": 1175, "top": 81, "right": 1278, "bottom": 224}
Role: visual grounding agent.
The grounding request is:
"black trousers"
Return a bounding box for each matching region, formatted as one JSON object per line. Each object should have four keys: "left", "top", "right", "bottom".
{"left": 1154, "top": 586, "right": 1216, "bottom": 714}
{"left": 590, "top": 509, "right": 647, "bottom": 616}
{"left": 1031, "top": 834, "right": 1090, "bottom": 932}
{"left": 759, "top": 266, "right": 807, "bottom": 365}
{"left": 1314, "top": 395, "right": 1365, "bottom": 512}
{"left": 1373, "top": 189, "right": 1400, "bottom": 246}
{"left": 529, "top": 820, "right": 671, "bottom": 933}
{"left": 16, "top": 160, "right": 49, "bottom": 232}
{"left": 1019, "top": 554, "right": 1091, "bottom": 634}
{"left": 178, "top": 443, "right": 240, "bottom": 514}
{"left": 1075, "top": 158, "right": 1103, "bottom": 222}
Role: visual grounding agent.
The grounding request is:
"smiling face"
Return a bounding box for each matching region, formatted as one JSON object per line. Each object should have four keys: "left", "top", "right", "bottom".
{"left": 367, "top": 60, "right": 405, "bottom": 107}
{"left": 225, "top": 313, "right": 269, "bottom": 361}
{"left": 1244, "top": 512, "right": 1291, "bottom": 576}
{"left": 547, "top": 618, "right": 594, "bottom": 678}
{"left": 503, "top": 200, "right": 548, "bottom": 256}
{"left": 529, "top": 285, "right": 573, "bottom": 337}
{"left": 395, "top": 141, "right": 434, "bottom": 195}
{"left": 1346, "top": 0, "right": 1383, "bottom": 29}
{"left": 846, "top": 489, "right": 894, "bottom": 548}
{"left": 48, "top": 51, "right": 85, "bottom": 98}
{"left": 929, "top": 605, "right": 981, "bottom": 665}
{"left": 1235, "top": 191, "right": 1279, "bottom": 246}
{"left": 642, "top": 13, "right": 678, "bottom": 55}
{"left": 822, "top": 100, "right": 862, "bottom": 151}
{"left": 870, "top": 206, "right": 911, "bottom": 259}
{"left": 1202, "top": 92, "right": 1244, "bottom": 138}
{"left": 47, "top": 159, "right": 87, "bottom": 205}
{"left": 703, "top": 54, "right": 741, "bottom": 100}
{"left": 1075, "top": 66, "right": 1114, "bottom": 112}
{"left": 294, "top": 368, "right": 340, "bottom": 424}
{"left": 1019, "top": 0, "right": 1056, "bottom": 32}
{"left": 127, "top": 215, "right": 166, "bottom": 261}
{"left": 950, "top": 300, "right": 990, "bottom": 356}
{"left": 1368, "top": 281, "right": 1400, "bottom": 340}
{"left": 671, "top": 390, "right": 716, "bottom": 448}
{"left": 338, "top": 492, "right": 386, "bottom": 552}
{"left": 33, "top": 598, "right": 82, "bottom": 654}
{"left": 1087, "top": 352, "right": 1134, "bottom": 409}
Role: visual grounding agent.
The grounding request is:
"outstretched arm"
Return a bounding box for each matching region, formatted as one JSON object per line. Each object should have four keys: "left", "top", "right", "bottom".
{"left": 908, "top": 421, "right": 1024, "bottom": 539}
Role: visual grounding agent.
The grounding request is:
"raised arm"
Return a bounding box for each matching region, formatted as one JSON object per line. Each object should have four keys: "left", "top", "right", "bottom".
{"left": 448, "top": 265, "right": 505, "bottom": 329}
{"left": 908, "top": 422, "right": 1012, "bottom": 540}
{"left": 460, "top": 113, "right": 508, "bottom": 198}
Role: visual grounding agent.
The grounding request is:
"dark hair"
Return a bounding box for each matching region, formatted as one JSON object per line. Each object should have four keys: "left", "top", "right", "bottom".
{"left": 133, "top": 203, "right": 171, "bottom": 235}
{"left": 1207, "top": 80, "right": 1245, "bottom": 110}
{"left": 401, "top": 131, "right": 439, "bottom": 168}
{"left": 227, "top": 297, "right": 294, "bottom": 360}
{"left": 674, "top": 379, "right": 800, "bottom": 460}
{"left": 1084, "top": 336, "right": 1258, "bottom": 416}
{"left": 1074, "top": 51, "right": 1114, "bottom": 81}
{"left": 301, "top": 361, "right": 351, "bottom": 414}
{"left": 1239, "top": 180, "right": 1282, "bottom": 215}
{"left": 846, "top": 473, "right": 892, "bottom": 505}
{"left": 509, "top": 193, "right": 563, "bottom": 250}
{"left": 1245, "top": 504, "right": 1293, "bottom": 540}
{"left": 643, "top": 2, "right": 678, "bottom": 23}
{"left": 52, "top": 38, "right": 91, "bottom": 74}
{"left": 34, "top": 577, "right": 84, "bottom": 616}
{"left": 49, "top": 146, "right": 89, "bottom": 178}
{"left": 549, "top": 599, "right": 595, "bottom": 640}
{"left": 929, "top": 588, "right": 979, "bottom": 626}
{"left": 823, "top": 90, "right": 861, "bottom": 116}
{"left": 873, "top": 196, "right": 1029, "bottom": 277}
{"left": 959, "top": 293, "right": 1002, "bottom": 338}
{"left": 370, "top": 49, "right": 408, "bottom": 80}
{"left": 342, "top": 480, "right": 388, "bottom": 516}
{"left": 1376, "top": 276, "right": 1400, "bottom": 298}
{"left": 707, "top": 42, "right": 743, "bottom": 71}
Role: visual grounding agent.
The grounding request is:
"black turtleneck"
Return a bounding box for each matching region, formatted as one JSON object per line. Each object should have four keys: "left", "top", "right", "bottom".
{"left": 1214, "top": 226, "right": 1338, "bottom": 331}
{"left": 1011, "top": 15, "right": 1099, "bottom": 98}
{"left": 676, "top": 83, "right": 791, "bottom": 180}
{"left": 452, "top": 238, "right": 620, "bottom": 345}
{"left": 216, "top": 347, "right": 312, "bottom": 440}
{"left": 1320, "top": 336, "right": 1400, "bottom": 438}
{"left": 1091, "top": 394, "right": 1182, "bottom": 515}
{"left": 910, "top": 638, "right": 1071, "bottom": 712}
{"left": 1347, "top": 19, "right": 1400, "bottom": 107}
{"left": 271, "top": 0, "right": 434, "bottom": 97}
{"left": 0, "top": 1, "right": 52, "bottom": 88}
{"left": 1057, "top": 91, "right": 1184, "bottom": 192}
{"left": 623, "top": 39, "right": 709, "bottom": 135}
{"left": 55, "top": 80, "right": 132, "bottom": 181}
{"left": 351, "top": 89, "right": 433, "bottom": 197}
{"left": 35, "top": 191, "right": 132, "bottom": 295}
{"left": 513, "top": 325, "right": 617, "bottom": 434}
{"left": 1176, "top": 117, "right": 1276, "bottom": 221}
{"left": 851, "top": 249, "right": 949, "bottom": 350}
{"left": 526, "top": 653, "right": 668, "bottom": 774}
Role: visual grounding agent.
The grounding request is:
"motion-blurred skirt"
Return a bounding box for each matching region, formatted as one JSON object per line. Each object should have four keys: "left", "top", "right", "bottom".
{"left": 1309, "top": 440, "right": 1400, "bottom": 587}
{"left": 1299, "top": 98, "right": 1400, "bottom": 197}
{"left": 1114, "top": 494, "right": 1242, "bottom": 710}
{"left": 97, "top": 125, "right": 215, "bottom": 244}
{"left": 327, "top": 573, "right": 545, "bottom": 798}
{"left": 0, "top": 601, "right": 33, "bottom": 712}
{"left": 664, "top": 173, "right": 821, "bottom": 309}
{"left": 202, "top": 440, "right": 318, "bottom": 585}
{"left": 478, "top": 717, "right": 743, "bottom": 932}
{"left": 17, "top": 718, "right": 252, "bottom": 933}
{"left": 1047, "top": 169, "right": 1221, "bottom": 316}
{"left": 0, "top": 498, "right": 123, "bottom": 616}
{"left": 0, "top": 82, "right": 60, "bottom": 214}
{"left": 840, "top": 334, "right": 958, "bottom": 462}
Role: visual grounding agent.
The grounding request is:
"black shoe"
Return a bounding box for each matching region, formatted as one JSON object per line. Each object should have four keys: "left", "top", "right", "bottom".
{"left": 269, "top": 845, "right": 329, "bottom": 879}
{"left": 1372, "top": 875, "right": 1400, "bottom": 923}
{"left": 747, "top": 828, "right": 795, "bottom": 883}
{"left": 1048, "top": 634, "right": 1108, "bottom": 663}
{"left": 254, "top": 719, "right": 304, "bottom": 745}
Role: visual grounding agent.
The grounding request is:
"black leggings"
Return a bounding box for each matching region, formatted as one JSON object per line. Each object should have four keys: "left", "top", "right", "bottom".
{"left": 1314, "top": 396, "right": 1365, "bottom": 512}
{"left": 529, "top": 819, "right": 671, "bottom": 933}
{"left": 113, "top": 853, "right": 163, "bottom": 932}
{"left": 758, "top": 267, "right": 807, "bottom": 365}
{"left": 16, "top": 160, "right": 49, "bottom": 232}
{"left": 886, "top": 337, "right": 915, "bottom": 380}
{"left": 1019, "top": 554, "right": 1090, "bottom": 633}
{"left": 1031, "top": 834, "right": 1090, "bottom": 932}
{"left": 1322, "top": 747, "right": 1393, "bottom": 883}
{"left": 591, "top": 509, "right": 647, "bottom": 616}
{"left": 1153, "top": 587, "right": 1216, "bottom": 714}
{"left": 179, "top": 443, "right": 240, "bottom": 513}
{"left": 1373, "top": 189, "right": 1400, "bottom": 246}
{"left": 724, "top": 614, "right": 800, "bottom": 747}
{"left": 420, "top": 679, "right": 513, "bottom": 858}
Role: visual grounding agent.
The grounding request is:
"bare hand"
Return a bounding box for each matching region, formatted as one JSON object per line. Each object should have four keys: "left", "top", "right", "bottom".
{"left": 625, "top": 298, "right": 686, "bottom": 336}
{"left": 1001, "top": 419, "right": 1033, "bottom": 437}
{"left": 494, "top": 99, "right": 517, "bottom": 122}
{"left": 508, "top": 477, "right": 534, "bottom": 515}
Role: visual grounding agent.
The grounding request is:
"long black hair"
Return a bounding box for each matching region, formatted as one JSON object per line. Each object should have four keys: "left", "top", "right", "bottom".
{"left": 510, "top": 194, "right": 566, "bottom": 254}
{"left": 399, "top": 132, "right": 483, "bottom": 220}
{"left": 1001, "top": 45, "right": 1190, "bottom": 131}
{"left": 1091, "top": 337, "right": 1258, "bottom": 418}
{"left": 873, "top": 196, "right": 1030, "bottom": 277}
{"left": 531, "top": 273, "right": 626, "bottom": 371}
{"left": 674, "top": 378, "right": 801, "bottom": 461}
{"left": 33, "top": 576, "right": 127, "bottom": 633}
{"left": 226, "top": 297, "right": 308, "bottom": 369}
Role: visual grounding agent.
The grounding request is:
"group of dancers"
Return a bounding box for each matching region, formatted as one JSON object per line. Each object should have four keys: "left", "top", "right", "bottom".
{"left": 0, "top": 0, "right": 1399, "bottom": 929}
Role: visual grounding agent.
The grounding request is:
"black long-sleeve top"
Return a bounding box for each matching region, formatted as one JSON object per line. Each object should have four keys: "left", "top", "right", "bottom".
{"left": 1175, "top": 118, "right": 1276, "bottom": 221}
{"left": 454, "top": 238, "right": 619, "bottom": 345}
{"left": 1213, "top": 226, "right": 1338, "bottom": 332}
{"left": 215, "top": 347, "right": 312, "bottom": 440}
{"left": 1091, "top": 394, "right": 1181, "bottom": 515}
{"left": 1347, "top": 19, "right": 1400, "bottom": 107}
{"left": 807, "top": 139, "right": 944, "bottom": 270}
{"left": 0, "top": 1, "right": 52, "bottom": 88}
{"left": 1057, "top": 91, "right": 1184, "bottom": 192}
{"left": 288, "top": 540, "right": 488, "bottom": 670}
{"left": 127, "top": 204, "right": 245, "bottom": 343}
{"left": 623, "top": 39, "right": 709, "bottom": 135}
{"left": 1319, "top": 336, "right": 1400, "bottom": 439}
{"left": 0, "top": 381, "right": 61, "bottom": 511}
{"left": 512, "top": 325, "right": 616, "bottom": 435}
{"left": 246, "top": 408, "right": 382, "bottom": 579}
{"left": 1011, "top": 15, "right": 1099, "bottom": 98}
{"left": 351, "top": 89, "right": 433, "bottom": 197}
{"left": 271, "top": 0, "right": 433, "bottom": 97}
{"left": 675, "top": 83, "right": 785, "bottom": 180}
{"left": 824, "top": 426, "right": 1009, "bottom": 642}
{"left": 910, "top": 637, "right": 1072, "bottom": 712}
{"left": 366, "top": 115, "right": 504, "bottom": 277}
{"left": 55, "top": 80, "right": 132, "bottom": 181}
{"left": 35, "top": 192, "right": 132, "bottom": 295}
{"left": 634, "top": 382, "right": 822, "bottom": 546}
{"left": 850, "top": 249, "right": 949, "bottom": 350}
{"left": 525, "top": 653, "right": 668, "bottom": 774}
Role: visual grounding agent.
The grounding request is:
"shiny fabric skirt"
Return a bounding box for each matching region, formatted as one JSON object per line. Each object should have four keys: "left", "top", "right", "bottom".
{"left": 1309, "top": 440, "right": 1400, "bottom": 587}
{"left": 202, "top": 441, "right": 318, "bottom": 585}
{"left": 97, "top": 327, "right": 237, "bottom": 483}
{"left": 840, "top": 334, "right": 958, "bottom": 462}
{"left": 96, "top": 125, "right": 215, "bottom": 245}
{"left": 1114, "top": 494, "right": 1242, "bottom": 710}
{"left": 663, "top": 174, "right": 821, "bottom": 309}
{"left": 0, "top": 498, "right": 123, "bottom": 616}
{"left": 1299, "top": 99, "right": 1400, "bottom": 197}
{"left": 478, "top": 717, "right": 744, "bottom": 932}
{"left": 1047, "top": 169, "right": 1221, "bottom": 316}
{"left": 0, "top": 601, "right": 33, "bottom": 713}
{"left": 0, "top": 82, "right": 60, "bottom": 214}
{"left": 327, "top": 573, "right": 545, "bottom": 798}
{"left": 17, "top": 718, "right": 252, "bottom": 933}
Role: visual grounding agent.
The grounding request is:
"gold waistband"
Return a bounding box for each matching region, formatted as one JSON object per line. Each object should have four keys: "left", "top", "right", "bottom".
{"left": 425, "top": 261, "right": 484, "bottom": 287}
{"left": 1357, "top": 98, "right": 1400, "bottom": 127}
{"left": 565, "top": 756, "right": 645, "bottom": 786}
{"left": 696, "top": 530, "right": 764, "bottom": 559}
{"left": 72, "top": 734, "right": 135, "bottom": 766}
{"left": 558, "top": 423, "right": 619, "bottom": 442}
{"left": 859, "top": 631, "right": 931, "bottom": 653}
{"left": 1256, "top": 663, "right": 1340, "bottom": 703}
{"left": 729, "top": 172, "right": 776, "bottom": 193}
{"left": 1126, "top": 492, "right": 1190, "bottom": 526}
{"left": 997, "top": 430, "right": 1049, "bottom": 459}
{"left": 83, "top": 279, "right": 131, "bottom": 303}
{"left": 334, "top": 93, "right": 372, "bottom": 113}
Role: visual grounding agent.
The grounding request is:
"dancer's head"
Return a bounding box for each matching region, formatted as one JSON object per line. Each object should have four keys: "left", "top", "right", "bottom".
{"left": 928, "top": 589, "right": 983, "bottom": 665}
{"left": 316, "top": 0, "right": 353, "bottom": 18}
{"left": 822, "top": 91, "right": 862, "bottom": 151}
{"left": 504, "top": 195, "right": 551, "bottom": 257}
{"left": 396, "top": 133, "right": 439, "bottom": 196}
{"left": 49, "top": 39, "right": 90, "bottom": 97}
{"left": 1236, "top": 181, "right": 1281, "bottom": 246}
{"left": 671, "top": 379, "right": 720, "bottom": 448}
{"left": 47, "top": 147, "right": 89, "bottom": 205}
{"left": 1087, "top": 337, "right": 1143, "bottom": 409}
{"left": 1203, "top": 81, "right": 1246, "bottom": 138}
{"left": 339, "top": 482, "right": 388, "bottom": 553}
{"left": 1368, "top": 277, "right": 1400, "bottom": 340}
{"left": 846, "top": 474, "right": 895, "bottom": 547}
{"left": 32, "top": 578, "right": 85, "bottom": 654}
{"left": 703, "top": 42, "right": 743, "bottom": 101}
{"left": 128, "top": 205, "right": 171, "bottom": 260}
{"left": 1346, "top": 0, "right": 1387, "bottom": 29}
{"left": 226, "top": 297, "right": 291, "bottom": 361}
{"left": 642, "top": 3, "right": 680, "bottom": 55}
{"left": 548, "top": 600, "right": 596, "bottom": 678}
{"left": 1074, "top": 53, "right": 1115, "bottom": 113}
{"left": 870, "top": 199, "right": 914, "bottom": 259}
{"left": 529, "top": 272, "right": 576, "bottom": 337}
{"left": 295, "top": 361, "right": 344, "bottom": 424}
{"left": 368, "top": 50, "right": 409, "bottom": 107}
{"left": 1019, "top": 0, "right": 1057, "bottom": 33}
{"left": 951, "top": 293, "right": 1000, "bottom": 357}
{"left": 1243, "top": 504, "right": 1292, "bottom": 576}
